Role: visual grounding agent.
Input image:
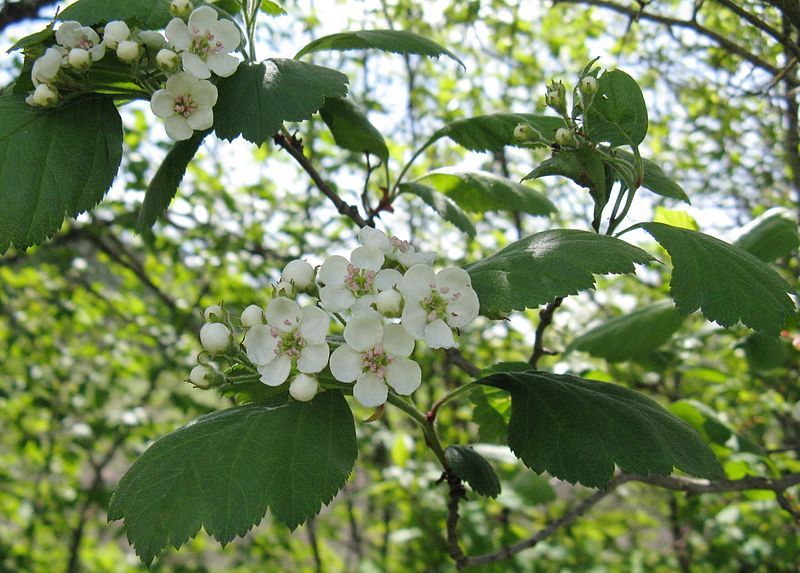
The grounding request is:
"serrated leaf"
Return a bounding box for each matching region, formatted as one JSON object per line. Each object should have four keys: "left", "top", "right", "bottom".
{"left": 60, "top": 0, "right": 172, "bottom": 28}
{"left": 260, "top": 0, "right": 286, "bottom": 14}
{"left": 480, "top": 371, "right": 724, "bottom": 487}
{"left": 470, "top": 386, "right": 509, "bottom": 445}
{"left": 653, "top": 206, "right": 698, "bottom": 230}
{"left": 734, "top": 208, "right": 799, "bottom": 262}
{"left": 616, "top": 151, "right": 689, "bottom": 202}
{"left": 741, "top": 332, "right": 788, "bottom": 371}
{"left": 567, "top": 300, "right": 684, "bottom": 363}
{"left": 429, "top": 112, "right": 566, "bottom": 152}
{"left": 136, "top": 130, "right": 209, "bottom": 233}
{"left": 463, "top": 230, "right": 653, "bottom": 318}
{"left": 0, "top": 95, "right": 122, "bottom": 253}
{"left": 108, "top": 391, "right": 357, "bottom": 565}
{"left": 641, "top": 222, "right": 795, "bottom": 335}
{"left": 416, "top": 171, "right": 555, "bottom": 216}
{"left": 586, "top": 69, "right": 648, "bottom": 147}
{"left": 214, "top": 60, "right": 349, "bottom": 145}
{"left": 445, "top": 446, "right": 501, "bottom": 498}
{"left": 319, "top": 97, "right": 388, "bottom": 162}
{"left": 8, "top": 26, "right": 54, "bottom": 53}
{"left": 295, "top": 29, "right": 464, "bottom": 69}
{"left": 669, "top": 400, "right": 765, "bottom": 456}
{"left": 399, "top": 182, "right": 475, "bottom": 237}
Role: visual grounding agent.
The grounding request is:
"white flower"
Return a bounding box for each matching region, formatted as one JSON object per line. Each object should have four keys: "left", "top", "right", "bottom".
{"left": 317, "top": 251, "right": 401, "bottom": 316}
{"left": 26, "top": 84, "right": 59, "bottom": 107}
{"left": 150, "top": 72, "right": 217, "bottom": 141}
{"left": 31, "top": 47, "right": 64, "bottom": 87}
{"left": 203, "top": 304, "right": 224, "bottom": 322}
{"left": 55, "top": 21, "right": 105, "bottom": 62}
{"left": 165, "top": 6, "right": 240, "bottom": 79}
{"left": 243, "top": 297, "right": 330, "bottom": 387}
{"left": 103, "top": 21, "right": 130, "bottom": 49}
{"left": 398, "top": 265, "right": 480, "bottom": 348}
{"left": 116, "top": 40, "right": 141, "bottom": 63}
{"left": 329, "top": 316, "right": 421, "bottom": 407}
{"left": 200, "top": 322, "right": 231, "bottom": 354}
{"left": 281, "top": 259, "right": 315, "bottom": 290}
{"left": 357, "top": 226, "right": 435, "bottom": 268}
{"left": 240, "top": 304, "right": 264, "bottom": 328}
{"left": 289, "top": 373, "right": 319, "bottom": 402}
{"left": 156, "top": 48, "right": 180, "bottom": 72}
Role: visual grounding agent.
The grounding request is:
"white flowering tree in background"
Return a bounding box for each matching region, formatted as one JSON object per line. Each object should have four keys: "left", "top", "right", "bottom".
{"left": 1, "top": 0, "right": 799, "bottom": 571}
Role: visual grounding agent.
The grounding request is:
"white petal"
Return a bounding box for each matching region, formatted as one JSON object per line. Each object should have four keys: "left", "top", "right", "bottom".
{"left": 350, "top": 245, "right": 384, "bottom": 271}
{"left": 212, "top": 18, "right": 241, "bottom": 51}
{"left": 258, "top": 355, "right": 291, "bottom": 386}
{"left": 386, "top": 359, "right": 421, "bottom": 395}
{"left": 297, "top": 343, "right": 329, "bottom": 373}
{"left": 188, "top": 5, "right": 218, "bottom": 30}
{"left": 436, "top": 267, "right": 473, "bottom": 289}
{"left": 300, "top": 306, "right": 330, "bottom": 344}
{"left": 289, "top": 374, "right": 319, "bottom": 402}
{"left": 353, "top": 372, "right": 388, "bottom": 407}
{"left": 164, "top": 115, "right": 193, "bottom": 141}
{"left": 283, "top": 259, "right": 315, "bottom": 289}
{"left": 150, "top": 90, "right": 175, "bottom": 118}
{"left": 351, "top": 295, "right": 380, "bottom": 319}
{"left": 192, "top": 80, "right": 218, "bottom": 105}
{"left": 165, "top": 18, "right": 191, "bottom": 51}
{"left": 383, "top": 323, "right": 415, "bottom": 358}
{"left": 165, "top": 70, "right": 197, "bottom": 94}
{"left": 358, "top": 227, "right": 391, "bottom": 252}
{"left": 400, "top": 303, "right": 427, "bottom": 339}
{"left": 266, "top": 297, "right": 301, "bottom": 331}
{"left": 55, "top": 21, "right": 81, "bottom": 48}
{"left": 319, "top": 285, "right": 354, "bottom": 312}
{"left": 398, "top": 264, "right": 435, "bottom": 301}
{"left": 182, "top": 52, "right": 210, "bottom": 79}
{"left": 318, "top": 255, "right": 349, "bottom": 286}
{"left": 375, "top": 268, "right": 402, "bottom": 291}
{"left": 447, "top": 288, "right": 480, "bottom": 328}
{"left": 186, "top": 105, "right": 213, "bottom": 130}
{"left": 240, "top": 304, "right": 264, "bottom": 328}
{"left": 89, "top": 43, "right": 106, "bottom": 61}
{"left": 424, "top": 319, "right": 456, "bottom": 349}
{"left": 243, "top": 324, "right": 277, "bottom": 365}
{"left": 344, "top": 315, "right": 383, "bottom": 352}
{"left": 329, "top": 345, "right": 363, "bottom": 382}
{"left": 207, "top": 53, "right": 239, "bottom": 77}
{"left": 398, "top": 249, "right": 436, "bottom": 267}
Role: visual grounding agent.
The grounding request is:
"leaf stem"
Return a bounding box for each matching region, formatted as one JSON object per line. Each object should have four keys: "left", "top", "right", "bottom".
{"left": 386, "top": 394, "right": 448, "bottom": 468}
{"left": 426, "top": 381, "right": 478, "bottom": 422}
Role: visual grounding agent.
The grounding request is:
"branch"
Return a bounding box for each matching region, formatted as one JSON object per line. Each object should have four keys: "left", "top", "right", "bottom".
{"left": 445, "top": 470, "right": 468, "bottom": 568}
{"left": 713, "top": 0, "right": 800, "bottom": 58}
{"left": 0, "top": 0, "right": 56, "bottom": 32}
{"left": 620, "top": 471, "right": 800, "bottom": 496}
{"left": 528, "top": 297, "right": 564, "bottom": 368}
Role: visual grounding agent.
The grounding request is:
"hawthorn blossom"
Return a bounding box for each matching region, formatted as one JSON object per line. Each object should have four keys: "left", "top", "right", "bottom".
{"left": 329, "top": 316, "right": 421, "bottom": 407}
{"left": 31, "top": 47, "right": 64, "bottom": 87}
{"left": 318, "top": 250, "right": 401, "bottom": 315}
{"left": 102, "top": 21, "right": 130, "bottom": 49}
{"left": 243, "top": 297, "right": 330, "bottom": 387}
{"left": 165, "top": 6, "right": 240, "bottom": 79}
{"left": 398, "top": 265, "right": 480, "bottom": 348}
{"left": 26, "top": 84, "right": 58, "bottom": 107}
{"left": 200, "top": 322, "right": 231, "bottom": 354}
{"left": 281, "top": 259, "right": 315, "bottom": 290}
{"left": 358, "top": 227, "right": 435, "bottom": 268}
{"left": 289, "top": 373, "right": 319, "bottom": 402}
{"left": 150, "top": 72, "right": 217, "bottom": 141}
{"left": 55, "top": 21, "right": 106, "bottom": 62}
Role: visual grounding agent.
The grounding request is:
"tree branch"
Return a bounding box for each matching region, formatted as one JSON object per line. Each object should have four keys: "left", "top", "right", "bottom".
{"left": 0, "top": 0, "right": 56, "bottom": 33}
{"left": 529, "top": 297, "right": 564, "bottom": 367}
{"left": 713, "top": 0, "right": 800, "bottom": 59}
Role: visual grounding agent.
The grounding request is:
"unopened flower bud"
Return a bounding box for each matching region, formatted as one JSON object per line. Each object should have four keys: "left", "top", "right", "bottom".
{"left": 137, "top": 30, "right": 166, "bottom": 49}
{"left": 282, "top": 259, "right": 315, "bottom": 289}
{"left": 200, "top": 322, "right": 231, "bottom": 354}
{"left": 545, "top": 80, "right": 567, "bottom": 114}
{"left": 170, "top": 0, "right": 193, "bottom": 18}
{"left": 27, "top": 84, "right": 59, "bottom": 107}
{"left": 289, "top": 374, "right": 319, "bottom": 402}
{"left": 579, "top": 76, "right": 598, "bottom": 95}
{"left": 189, "top": 364, "right": 211, "bottom": 385}
{"left": 376, "top": 289, "right": 402, "bottom": 316}
{"left": 513, "top": 123, "right": 542, "bottom": 144}
{"left": 116, "top": 40, "right": 141, "bottom": 63}
{"left": 240, "top": 304, "right": 264, "bottom": 328}
{"left": 103, "top": 20, "right": 130, "bottom": 49}
{"left": 68, "top": 48, "right": 92, "bottom": 71}
{"left": 274, "top": 280, "right": 295, "bottom": 298}
{"left": 156, "top": 48, "right": 180, "bottom": 72}
{"left": 204, "top": 304, "right": 224, "bottom": 322}
{"left": 554, "top": 127, "right": 575, "bottom": 146}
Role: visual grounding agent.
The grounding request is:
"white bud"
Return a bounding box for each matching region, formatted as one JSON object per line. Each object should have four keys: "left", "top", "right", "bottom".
{"left": 200, "top": 322, "right": 231, "bottom": 354}
{"left": 204, "top": 304, "right": 224, "bottom": 322}
{"left": 27, "top": 84, "right": 59, "bottom": 107}
{"left": 68, "top": 48, "right": 92, "bottom": 71}
{"left": 116, "top": 40, "right": 141, "bottom": 63}
{"left": 103, "top": 20, "right": 130, "bottom": 49}
{"left": 376, "top": 289, "right": 402, "bottom": 316}
{"left": 240, "top": 304, "right": 265, "bottom": 328}
{"left": 274, "top": 280, "right": 295, "bottom": 298}
{"left": 137, "top": 30, "right": 166, "bottom": 49}
{"left": 156, "top": 48, "right": 180, "bottom": 72}
{"left": 554, "top": 127, "right": 575, "bottom": 146}
{"left": 513, "top": 123, "right": 541, "bottom": 144}
{"left": 579, "top": 76, "right": 598, "bottom": 95}
{"left": 170, "top": 0, "right": 193, "bottom": 18}
{"left": 282, "top": 259, "right": 315, "bottom": 289}
{"left": 189, "top": 364, "right": 212, "bottom": 386}
{"left": 289, "top": 374, "right": 319, "bottom": 402}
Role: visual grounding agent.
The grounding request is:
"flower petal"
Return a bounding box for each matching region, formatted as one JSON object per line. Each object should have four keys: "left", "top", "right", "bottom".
{"left": 424, "top": 319, "right": 456, "bottom": 349}
{"left": 165, "top": 70, "right": 197, "bottom": 94}
{"left": 150, "top": 90, "right": 175, "bottom": 118}
{"left": 383, "top": 323, "right": 414, "bottom": 358}
{"left": 447, "top": 288, "right": 480, "bottom": 328}
{"left": 319, "top": 285, "right": 354, "bottom": 313}
{"left": 258, "top": 354, "right": 291, "bottom": 386}
{"left": 329, "top": 345, "right": 363, "bottom": 382}
{"left": 300, "top": 305, "right": 330, "bottom": 344}
{"left": 353, "top": 372, "right": 388, "bottom": 407}
{"left": 243, "top": 324, "right": 278, "bottom": 365}
{"left": 436, "top": 267, "right": 472, "bottom": 290}
{"left": 398, "top": 264, "right": 435, "bottom": 301}
{"left": 400, "top": 303, "right": 427, "bottom": 339}
{"left": 187, "top": 105, "right": 213, "bottom": 130}
{"left": 164, "top": 115, "right": 193, "bottom": 141}
{"left": 297, "top": 343, "right": 329, "bottom": 373}
{"left": 266, "top": 297, "right": 301, "bottom": 331}
{"left": 386, "top": 358, "right": 421, "bottom": 395}
{"left": 375, "top": 268, "right": 402, "bottom": 291}
{"left": 181, "top": 51, "right": 210, "bottom": 79}
{"left": 350, "top": 245, "right": 384, "bottom": 271}
{"left": 165, "top": 18, "right": 191, "bottom": 51}
{"left": 351, "top": 295, "right": 380, "bottom": 319}
{"left": 191, "top": 80, "right": 218, "bottom": 105}
{"left": 318, "top": 255, "right": 349, "bottom": 286}
{"left": 358, "top": 227, "right": 391, "bottom": 252}
{"left": 344, "top": 315, "right": 383, "bottom": 352}
{"left": 207, "top": 53, "right": 239, "bottom": 77}
{"left": 213, "top": 19, "right": 241, "bottom": 51}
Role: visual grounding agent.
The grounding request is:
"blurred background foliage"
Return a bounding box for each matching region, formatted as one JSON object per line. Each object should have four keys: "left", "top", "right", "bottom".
{"left": 1, "top": 0, "right": 799, "bottom": 571}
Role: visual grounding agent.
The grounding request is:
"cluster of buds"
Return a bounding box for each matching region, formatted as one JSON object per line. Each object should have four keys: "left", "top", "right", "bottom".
{"left": 192, "top": 228, "right": 481, "bottom": 408}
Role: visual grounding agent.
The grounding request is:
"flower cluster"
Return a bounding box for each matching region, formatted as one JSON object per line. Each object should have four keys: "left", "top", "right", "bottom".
{"left": 24, "top": 1, "right": 240, "bottom": 141}
{"left": 192, "top": 228, "right": 480, "bottom": 408}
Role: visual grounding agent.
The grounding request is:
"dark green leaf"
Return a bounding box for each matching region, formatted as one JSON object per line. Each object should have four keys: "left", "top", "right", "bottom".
{"left": 136, "top": 130, "right": 209, "bottom": 233}
{"left": 399, "top": 182, "right": 476, "bottom": 237}
{"left": 480, "top": 371, "right": 724, "bottom": 487}
{"left": 60, "top": 0, "right": 172, "bottom": 28}
{"left": 501, "top": 473, "right": 556, "bottom": 506}
{"left": 445, "top": 446, "right": 501, "bottom": 498}
{"left": 741, "top": 333, "right": 788, "bottom": 371}
{"left": 319, "top": 97, "right": 388, "bottom": 162}
{"left": 417, "top": 171, "right": 556, "bottom": 216}
{"left": 567, "top": 300, "right": 684, "bottom": 362}
{"left": 7, "top": 26, "right": 54, "bottom": 53}
{"left": 734, "top": 208, "right": 799, "bottom": 262}
{"left": 295, "top": 30, "right": 464, "bottom": 69}
{"left": 642, "top": 222, "right": 795, "bottom": 335}
{"left": 429, "top": 112, "right": 566, "bottom": 152}
{"left": 463, "top": 230, "right": 653, "bottom": 318}
{"left": 214, "top": 60, "right": 349, "bottom": 145}
{"left": 586, "top": 69, "right": 648, "bottom": 147}
{"left": 616, "top": 151, "right": 689, "bottom": 202}
{"left": 669, "top": 400, "right": 765, "bottom": 455}
{"left": 108, "top": 391, "right": 357, "bottom": 565}
{"left": 0, "top": 95, "right": 122, "bottom": 252}
{"left": 470, "top": 386, "right": 510, "bottom": 445}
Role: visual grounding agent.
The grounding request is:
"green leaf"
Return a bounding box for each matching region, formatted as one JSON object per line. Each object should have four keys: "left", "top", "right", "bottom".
{"left": 734, "top": 208, "right": 799, "bottom": 263}
{"left": 319, "top": 97, "right": 388, "bottom": 162}
{"left": 566, "top": 300, "right": 684, "bottom": 363}
{"left": 60, "top": 0, "right": 172, "bottom": 28}
{"left": 136, "top": 130, "right": 209, "bottom": 233}
{"left": 108, "top": 391, "right": 357, "bottom": 565}
{"left": 653, "top": 206, "right": 698, "bottom": 230}
{"left": 429, "top": 112, "right": 566, "bottom": 153}
{"left": 416, "top": 171, "right": 556, "bottom": 216}
{"left": 470, "top": 386, "right": 509, "bottom": 445}
{"left": 641, "top": 222, "right": 795, "bottom": 335}
{"left": 616, "top": 151, "right": 689, "bottom": 202}
{"left": 260, "top": 0, "right": 286, "bottom": 14}
{"left": 295, "top": 30, "right": 464, "bottom": 69}
{"left": 7, "top": 26, "right": 54, "bottom": 53}
{"left": 399, "top": 182, "right": 476, "bottom": 237}
{"left": 0, "top": 95, "right": 122, "bottom": 252}
{"left": 445, "top": 446, "right": 501, "bottom": 498}
{"left": 586, "top": 69, "right": 648, "bottom": 147}
{"left": 463, "top": 230, "right": 654, "bottom": 318}
{"left": 480, "top": 371, "right": 724, "bottom": 487}
{"left": 741, "top": 333, "right": 788, "bottom": 371}
{"left": 500, "top": 473, "right": 556, "bottom": 506}
{"left": 214, "top": 60, "right": 349, "bottom": 145}
{"left": 669, "top": 400, "right": 765, "bottom": 456}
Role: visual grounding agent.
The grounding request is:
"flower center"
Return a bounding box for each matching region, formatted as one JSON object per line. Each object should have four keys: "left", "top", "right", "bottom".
{"left": 361, "top": 345, "right": 392, "bottom": 379}
{"left": 191, "top": 27, "right": 224, "bottom": 58}
{"left": 390, "top": 236, "right": 410, "bottom": 253}
{"left": 421, "top": 283, "right": 458, "bottom": 322}
{"left": 344, "top": 263, "right": 376, "bottom": 296}
{"left": 174, "top": 95, "right": 197, "bottom": 118}
{"left": 77, "top": 37, "right": 94, "bottom": 50}
{"left": 270, "top": 324, "right": 306, "bottom": 358}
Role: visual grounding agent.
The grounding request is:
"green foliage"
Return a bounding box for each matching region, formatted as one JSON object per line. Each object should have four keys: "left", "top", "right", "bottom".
{"left": 319, "top": 97, "right": 388, "bottom": 162}
{"left": 464, "top": 229, "right": 653, "bottom": 317}
{"left": 734, "top": 208, "right": 799, "bottom": 262}
{"left": 470, "top": 386, "right": 510, "bottom": 445}
{"left": 741, "top": 333, "right": 788, "bottom": 371}
{"left": 586, "top": 69, "right": 648, "bottom": 147}
{"left": 295, "top": 29, "right": 465, "bottom": 69}
{"left": 399, "top": 182, "right": 476, "bottom": 237}
{"left": 669, "top": 400, "right": 764, "bottom": 455}
{"left": 480, "top": 371, "right": 724, "bottom": 487}
{"left": 214, "top": 60, "right": 349, "bottom": 145}
{"left": 567, "top": 300, "right": 685, "bottom": 362}
{"left": 641, "top": 222, "right": 795, "bottom": 334}
{"left": 59, "top": 0, "right": 173, "bottom": 29}
{"left": 0, "top": 95, "right": 122, "bottom": 252}
{"left": 7, "top": 26, "right": 54, "bottom": 52}
{"left": 260, "top": 0, "right": 286, "bottom": 15}
{"left": 428, "top": 112, "right": 565, "bottom": 152}
{"left": 108, "top": 391, "right": 357, "bottom": 565}
{"left": 616, "top": 151, "right": 690, "bottom": 202}
{"left": 444, "top": 446, "right": 501, "bottom": 498}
